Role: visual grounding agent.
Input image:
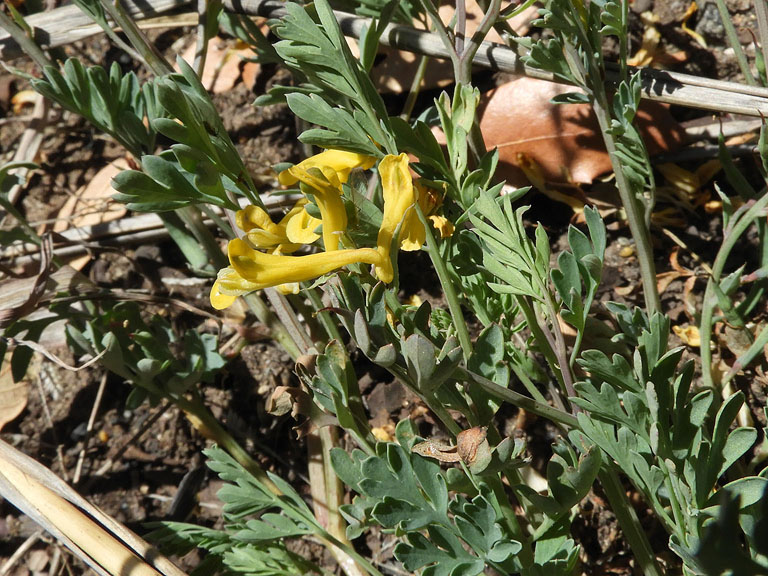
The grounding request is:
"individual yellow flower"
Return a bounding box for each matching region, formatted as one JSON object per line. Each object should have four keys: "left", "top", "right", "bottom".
{"left": 227, "top": 238, "right": 383, "bottom": 290}
{"left": 278, "top": 149, "right": 376, "bottom": 186}
{"left": 284, "top": 165, "right": 348, "bottom": 251}
{"left": 375, "top": 153, "right": 421, "bottom": 282}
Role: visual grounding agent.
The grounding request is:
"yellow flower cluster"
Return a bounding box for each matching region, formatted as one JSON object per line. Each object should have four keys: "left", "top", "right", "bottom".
{"left": 210, "top": 150, "right": 451, "bottom": 310}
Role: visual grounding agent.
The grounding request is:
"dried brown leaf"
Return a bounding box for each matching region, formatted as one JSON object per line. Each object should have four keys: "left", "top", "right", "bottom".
{"left": 478, "top": 77, "right": 686, "bottom": 187}
{"left": 0, "top": 361, "right": 28, "bottom": 432}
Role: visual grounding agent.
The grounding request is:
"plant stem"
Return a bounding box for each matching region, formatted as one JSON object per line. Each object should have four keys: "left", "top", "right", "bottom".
{"left": 0, "top": 11, "right": 53, "bottom": 70}
{"left": 307, "top": 428, "right": 367, "bottom": 576}
{"left": 701, "top": 195, "right": 768, "bottom": 389}
{"left": 177, "top": 390, "right": 279, "bottom": 494}
{"left": 714, "top": 0, "right": 757, "bottom": 86}
{"left": 599, "top": 466, "right": 663, "bottom": 576}
{"left": 457, "top": 366, "right": 578, "bottom": 428}
{"left": 264, "top": 288, "right": 315, "bottom": 354}
{"left": 591, "top": 95, "right": 661, "bottom": 315}
{"left": 98, "top": 0, "right": 173, "bottom": 76}
{"left": 516, "top": 297, "right": 568, "bottom": 412}
{"left": 416, "top": 204, "right": 473, "bottom": 361}
{"left": 400, "top": 55, "right": 429, "bottom": 121}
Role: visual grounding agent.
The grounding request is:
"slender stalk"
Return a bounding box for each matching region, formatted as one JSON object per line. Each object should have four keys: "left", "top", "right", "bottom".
{"left": 193, "top": 0, "right": 210, "bottom": 77}
{"left": 541, "top": 289, "right": 576, "bottom": 401}
{"left": 307, "top": 428, "right": 367, "bottom": 576}
{"left": 415, "top": 204, "right": 473, "bottom": 361}
{"left": 516, "top": 297, "right": 568, "bottom": 412}
{"left": 243, "top": 292, "right": 303, "bottom": 360}
{"left": 457, "top": 366, "right": 578, "bottom": 428}
{"left": 0, "top": 11, "right": 52, "bottom": 70}
{"left": 264, "top": 288, "right": 314, "bottom": 354}
{"left": 177, "top": 391, "right": 279, "bottom": 494}
{"left": 591, "top": 95, "right": 661, "bottom": 315}
{"left": 700, "top": 195, "right": 768, "bottom": 389}
{"left": 97, "top": 0, "right": 173, "bottom": 76}
{"left": 400, "top": 55, "right": 429, "bottom": 121}
{"left": 714, "top": 0, "right": 757, "bottom": 86}
{"left": 599, "top": 467, "right": 663, "bottom": 576}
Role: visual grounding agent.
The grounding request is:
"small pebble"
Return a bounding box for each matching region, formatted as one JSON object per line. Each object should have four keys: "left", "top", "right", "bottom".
{"left": 619, "top": 245, "right": 635, "bottom": 258}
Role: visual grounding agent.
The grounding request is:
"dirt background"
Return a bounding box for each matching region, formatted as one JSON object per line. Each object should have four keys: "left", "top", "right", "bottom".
{"left": 1, "top": 0, "right": 766, "bottom": 575}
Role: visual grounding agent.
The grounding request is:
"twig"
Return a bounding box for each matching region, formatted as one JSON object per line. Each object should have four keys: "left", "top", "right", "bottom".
{"left": 0, "top": 530, "right": 43, "bottom": 576}
{"left": 3, "top": 0, "right": 768, "bottom": 116}
{"left": 4, "top": 93, "right": 48, "bottom": 209}
{"left": 90, "top": 401, "right": 171, "bottom": 478}
{"left": 72, "top": 371, "right": 108, "bottom": 484}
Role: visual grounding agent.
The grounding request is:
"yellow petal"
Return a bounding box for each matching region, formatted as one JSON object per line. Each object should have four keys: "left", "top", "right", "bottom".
{"left": 278, "top": 149, "right": 376, "bottom": 186}
{"left": 290, "top": 166, "right": 348, "bottom": 251}
{"left": 210, "top": 267, "right": 261, "bottom": 310}
{"left": 229, "top": 238, "right": 384, "bottom": 289}
{"left": 376, "top": 153, "right": 415, "bottom": 282}
{"left": 237, "top": 205, "right": 279, "bottom": 234}
{"left": 429, "top": 214, "right": 455, "bottom": 238}
{"left": 285, "top": 208, "right": 322, "bottom": 244}
{"left": 210, "top": 280, "right": 238, "bottom": 310}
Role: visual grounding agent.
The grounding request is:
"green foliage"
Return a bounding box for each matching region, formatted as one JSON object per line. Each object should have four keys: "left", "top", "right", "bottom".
{"left": 266, "top": 0, "right": 395, "bottom": 154}
{"left": 469, "top": 187, "right": 548, "bottom": 302}
{"left": 331, "top": 420, "right": 525, "bottom": 575}
{"left": 148, "top": 446, "right": 326, "bottom": 576}
{"left": 113, "top": 59, "right": 258, "bottom": 211}
{"left": 65, "top": 301, "right": 225, "bottom": 407}
{"left": 550, "top": 206, "right": 605, "bottom": 362}
{"left": 573, "top": 305, "right": 761, "bottom": 569}
{"left": 27, "top": 58, "right": 159, "bottom": 157}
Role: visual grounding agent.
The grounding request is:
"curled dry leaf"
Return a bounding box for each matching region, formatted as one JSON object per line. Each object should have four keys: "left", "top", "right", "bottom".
{"left": 0, "top": 359, "right": 28, "bottom": 432}
{"left": 456, "top": 426, "right": 487, "bottom": 465}
{"left": 478, "top": 77, "right": 687, "bottom": 187}
{"left": 412, "top": 438, "right": 461, "bottom": 462}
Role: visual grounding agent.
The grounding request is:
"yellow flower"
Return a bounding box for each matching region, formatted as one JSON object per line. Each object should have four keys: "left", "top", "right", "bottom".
{"left": 228, "top": 238, "right": 383, "bottom": 290}
{"left": 210, "top": 151, "right": 455, "bottom": 309}
{"left": 284, "top": 165, "right": 348, "bottom": 251}
{"left": 237, "top": 201, "right": 320, "bottom": 255}
{"left": 375, "top": 153, "right": 421, "bottom": 282}
{"left": 278, "top": 149, "right": 376, "bottom": 186}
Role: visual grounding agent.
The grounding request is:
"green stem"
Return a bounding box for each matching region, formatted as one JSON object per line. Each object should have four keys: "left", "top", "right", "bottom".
{"left": 516, "top": 297, "right": 567, "bottom": 412}
{"left": 98, "top": 0, "right": 173, "bottom": 76}
{"left": 306, "top": 287, "right": 343, "bottom": 343}
{"left": 400, "top": 55, "right": 429, "bottom": 121}
{"left": 0, "top": 10, "right": 53, "bottom": 70}
{"left": 307, "top": 428, "right": 368, "bottom": 576}
{"left": 591, "top": 93, "right": 661, "bottom": 315}
{"left": 243, "top": 292, "right": 303, "bottom": 360}
{"left": 599, "top": 466, "right": 663, "bottom": 576}
{"left": 457, "top": 366, "right": 578, "bottom": 428}
{"left": 714, "top": 0, "right": 757, "bottom": 86}
{"left": 701, "top": 195, "right": 768, "bottom": 389}
{"left": 264, "top": 288, "right": 314, "bottom": 354}
{"left": 416, "top": 204, "right": 473, "bottom": 361}
{"left": 176, "top": 391, "right": 279, "bottom": 494}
